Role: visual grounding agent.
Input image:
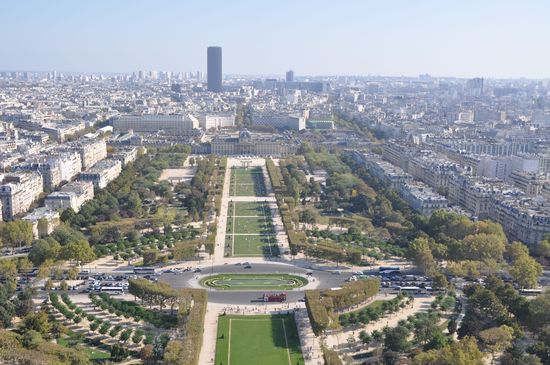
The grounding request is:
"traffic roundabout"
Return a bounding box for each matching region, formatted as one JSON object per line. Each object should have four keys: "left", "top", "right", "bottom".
{"left": 199, "top": 273, "right": 308, "bottom": 290}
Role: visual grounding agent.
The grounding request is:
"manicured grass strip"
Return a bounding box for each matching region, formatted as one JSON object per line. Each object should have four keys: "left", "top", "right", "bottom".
{"left": 232, "top": 201, "right": 271, "bottom": 217}
{"left": 215, "top": 314, "right": 304, "bottom": 365}
{"left": 230, "top": 167, "right": 267, "bottom": 197}
{"left": 200, "top": 273, "right": 308, "bottom": 290}
{"left": 232, "top": 234, "right": 277, "bottom": 256}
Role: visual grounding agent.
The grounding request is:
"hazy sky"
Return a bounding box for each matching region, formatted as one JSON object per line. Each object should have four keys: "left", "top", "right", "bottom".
{"left": 1, "top": 0, "right": 549, "bottom": 78}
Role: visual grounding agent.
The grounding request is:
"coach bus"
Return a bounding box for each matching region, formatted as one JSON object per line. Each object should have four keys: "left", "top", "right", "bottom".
{"left": 520, "top": 288, "right": 543, "bottom": 296}
{"left": 379, "top": 266, "right": 400, "bottom": 275}
{"left": 399, "top": 286, "right": 423, "bottom": 295}
{"left": 263, "top": 292, "right": 287, "bottom": 302}
{"left": 99, "top": 286, "right": 125, "bottom": 295}
{"left": 133, "top": 267, "right": 156, "bottom": 275}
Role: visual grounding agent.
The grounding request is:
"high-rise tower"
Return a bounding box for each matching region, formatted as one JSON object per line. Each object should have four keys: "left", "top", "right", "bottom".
{"left": 207, "top": 46, "right": 222, "bottom": 92}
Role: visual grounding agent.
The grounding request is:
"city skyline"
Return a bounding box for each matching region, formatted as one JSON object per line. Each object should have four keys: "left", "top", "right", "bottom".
{"left": 1, "top": 0, "right": 550, "bottom": 78}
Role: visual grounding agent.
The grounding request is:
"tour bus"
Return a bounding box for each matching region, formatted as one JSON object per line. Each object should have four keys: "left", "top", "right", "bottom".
{"left": 263, "top": 292, "right": 287, "bottom": 302}
{"left": 99, "top": 286, "right": 125, "bottom": 295}
{"left": 379, "top": 266, "right": 400, "bottom": 275}
{"left": 133, "top": 267, "right": 156, "bottom": 275}
{"left": 399, "top": 286, "right": 423, "bottom": 295}
{"left": 519, "top": 288, "right": 543, "bottom": 296}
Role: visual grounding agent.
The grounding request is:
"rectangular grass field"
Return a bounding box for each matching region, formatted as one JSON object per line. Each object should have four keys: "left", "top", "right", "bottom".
{"left": 215, "top": 314, "right": 304, "bottom": 365}
{"left": 232, "top": 201, "right": 271, "bottom": 217}
{"left": 230, "top": 167, "right": 266, "bottom": 197}
{"left": 227, "top": 216, "right": 273, "bottom": 235}
{"left": 232, "top": 234, "right": 278, "bottom": 256}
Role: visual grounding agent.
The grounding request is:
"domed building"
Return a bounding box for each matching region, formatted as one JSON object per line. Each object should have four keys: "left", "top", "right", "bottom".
{"left": 199, "top": 129, "right": 299, "bottom": 156}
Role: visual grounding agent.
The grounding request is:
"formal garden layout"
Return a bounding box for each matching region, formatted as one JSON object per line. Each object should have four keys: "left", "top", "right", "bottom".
{"left": 230, "top": 167, "right": 267, "bottom": 197}
{"left": 214, "top": 314, "right": 304, "bottom": 365}
{"left": 200, "top": 273, "right": 308, "bottom": 290}
{"left": 225, "top": 201, "right": 278, "bottom": 257}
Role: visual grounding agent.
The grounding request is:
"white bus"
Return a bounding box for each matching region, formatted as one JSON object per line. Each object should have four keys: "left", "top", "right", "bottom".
{"left": 133, "top": 267, "right": 156, "bottom": 275}
{"left": 399, "top": 286, "right": 422, "bottom": 294}
{"left": 520, "top": 288, "right": 543, "bottom": 296}
{"left": 100, "top": 286, "right": 124, "bottom": 295}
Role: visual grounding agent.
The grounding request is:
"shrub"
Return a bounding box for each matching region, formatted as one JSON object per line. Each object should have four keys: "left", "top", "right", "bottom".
{"left": 98, "top": 322, "right": 111, "bottom": 335}
{"left": 120, "top": 329, "right": 132, "bottom": 342}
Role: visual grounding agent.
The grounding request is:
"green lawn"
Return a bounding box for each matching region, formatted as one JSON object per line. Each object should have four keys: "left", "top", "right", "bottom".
{"left": 227, "top": 216, "right": 274, "bottom": 235}
{"left": 215, "top": 314, "right": 304, "bottom": 365}
{"left": 231, "top": 201, "right": 271, "bottom": 217}
{"left": 230, "top": 167, "right": 266, "bottom": 196}
{"left": 57, "top": 333, "right": 111, "bottom": 360}
{"left": 201, "top": 273, "right": 308, "bottom": 290}
{"left": 231, "top": 234, "right": 278, "bottom": 256}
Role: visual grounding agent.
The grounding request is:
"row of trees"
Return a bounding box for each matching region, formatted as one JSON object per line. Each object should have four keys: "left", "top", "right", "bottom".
{"left": 162, "top": 288, "right": 208, "bottom": 365}
{"left": 305, "top": 279, "right": 380, "bottom": 335}
{"left": 128, "top": 278, "right": 180, "bottom": 314}
{"left": 173, "top": 156, "right": 220, "bottom": 222}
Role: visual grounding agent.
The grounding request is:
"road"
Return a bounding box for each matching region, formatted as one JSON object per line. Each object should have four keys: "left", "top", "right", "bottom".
{"left": 158, "top": 262, "right": 354, "bottom": 304}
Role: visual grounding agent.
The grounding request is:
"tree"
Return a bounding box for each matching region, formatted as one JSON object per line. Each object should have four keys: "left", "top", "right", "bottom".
{"left": 0, "top": 221, "right": 33, "bottom": 252}
{"left": 412, "top": 336, "right": 485, "bottom": 365}
{"left": 128, "top": 191, "right": 143, "bottom": 217}
{"left": 408, "top": 237, "right": 436, "bottom": 275}
{"left": 15, "top": 289, "right": 34, "bottom": 317}
{"left": 0, "top": 260, "right": 17, "bottom": 291}
{"left": 536, "top": 239, "right": 550, "bottom": 258}
{"left": 461, "top": 233, "right": 506, "bottom": 262}
{"left": 384, "top": 325, "right": 410, "bottom": 353}
{"left": 172, "top": 244, "right": 196, "bottom": 261}
{"left": 140, "top": 344, "right": 156, "bottom": 365}
{"left": 447, "top": 319, "right": 458, "bottom": 335}
{"left": 29, "top": 238, "right": 61, "bottom": 266}
{"left": 359, "top": 330, "right": 371, "bottom": 346}
{"left": 143, "top": 250, "right": 161, "bottom": 266}
{"left": 508, "top": 243, "right": 542, "bottom": 289}
{"left": 110, "top": 343, "right": 129, "bottom": 361}
{"left": 414, "top": 315, "right": 441, "bottom": 346}
{"left": 60, "top": 207, "right": 76, "bottom": 223}
{"left": 527, "top": 293, "right": 550, "bottom": 331}
{"left": 479, "top": 325, "right": 514, "bottom": 365}
{"left": 22, "top": 311, "right": 51, "bottom": 336}
{"left": 502, "top": 344, "right": 542, "bottom": 365}
{"left": 60, "top": 241, "right": 96, "bottom": 263}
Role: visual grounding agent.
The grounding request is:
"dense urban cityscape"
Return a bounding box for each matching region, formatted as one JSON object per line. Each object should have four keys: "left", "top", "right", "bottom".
{"left": 1, "top": 2, "right": 550, "bottom": 365}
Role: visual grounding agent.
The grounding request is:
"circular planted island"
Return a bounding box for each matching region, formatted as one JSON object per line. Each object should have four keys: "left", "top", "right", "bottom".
{"left": 200, "top": 273, "right": 308, "bottom": 290}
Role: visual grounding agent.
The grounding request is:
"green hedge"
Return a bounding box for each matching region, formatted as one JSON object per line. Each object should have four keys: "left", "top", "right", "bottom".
{"left": 322, "top": 346, "right": 343, "bottom": 365}
{"left": 163, "top": 288, "right": 208, "bottom": 365}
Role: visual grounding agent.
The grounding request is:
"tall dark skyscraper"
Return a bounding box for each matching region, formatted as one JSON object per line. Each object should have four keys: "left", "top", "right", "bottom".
{"left": 207, "top": 46, "right": 222, "bottom": 92}
{"left": 286, "top": 70, "right": 294, "bottom": 83}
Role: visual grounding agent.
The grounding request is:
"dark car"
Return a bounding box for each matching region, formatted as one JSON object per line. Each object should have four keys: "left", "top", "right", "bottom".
{"left": 244, "top": 265, "right": 252, "bottom": 269}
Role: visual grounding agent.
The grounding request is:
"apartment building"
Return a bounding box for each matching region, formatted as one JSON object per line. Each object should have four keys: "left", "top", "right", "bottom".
{"left": 382, "top": 140, "right": 418, "bottom": 171}
{"left": 45, "top": 181, "right": 94, "bottom": 213}
{"left": 68, "top": 138, "right": 107, "bottom": 170}
{"left": 79, "top": 159, "right": 122, "bottom": 189}
{"left": 398, "top": 182, "right": 448, "bottom": 216}
{"left": 408, "top": 155, "right": 458, "bottom": 192}
{"left": 508, "top": 171, "right": 548, "bottom": 197}
{"left": 22, "top": 207, "right": 60, "bottom": 238}
{"left": 0, "top": 172, "right": 43, "bottom": 220}
{"left": 109, "top": 147, "right": 140, "bottom": 166}
{"left": 13, "top": 151, "right": 82, "bottom": 190}
{"left": 489, "top": 196, "right": 550, "bottom": 247}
